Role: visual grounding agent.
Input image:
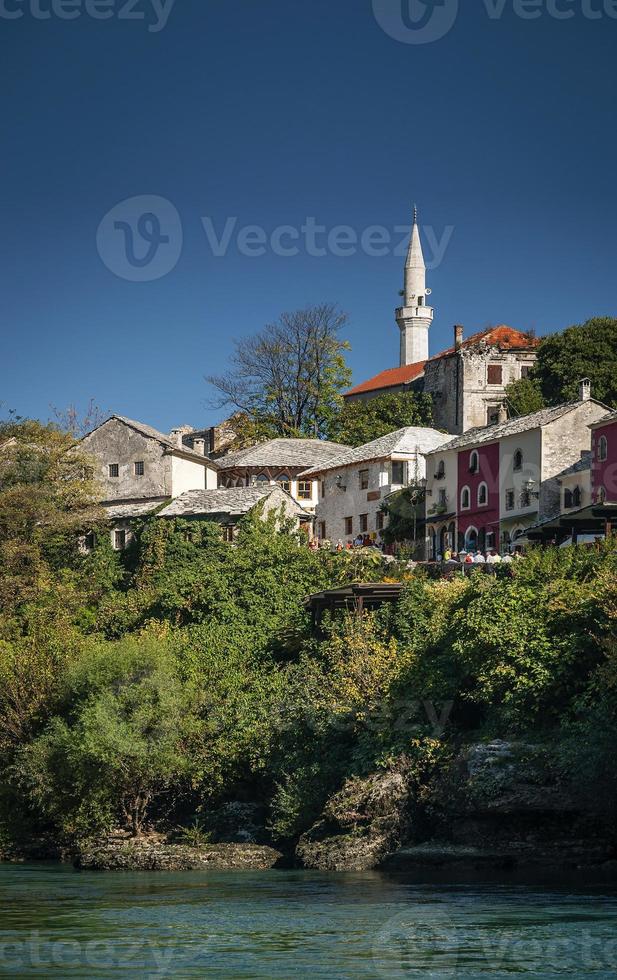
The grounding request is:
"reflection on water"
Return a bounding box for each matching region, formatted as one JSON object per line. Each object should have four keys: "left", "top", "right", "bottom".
{"left": 1, "top": 863, "right": 617, "bottom": 977}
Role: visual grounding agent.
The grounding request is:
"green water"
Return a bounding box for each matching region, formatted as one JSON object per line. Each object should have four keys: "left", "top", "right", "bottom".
{"left": 1, "top": 865, "right": 617, "bottom": 977}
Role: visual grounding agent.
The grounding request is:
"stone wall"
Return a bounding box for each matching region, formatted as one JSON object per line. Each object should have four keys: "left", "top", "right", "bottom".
{"left": 82, "top": 420, "right": 171, "bottom": 502}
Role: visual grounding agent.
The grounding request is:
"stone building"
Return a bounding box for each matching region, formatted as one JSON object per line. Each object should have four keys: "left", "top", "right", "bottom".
{"left": 424, "top": 382, "right": 608, "bottom": 555}
{"left": 343, "top": 209, "right": 539, "bottom": 434}
{"left": 302, "top": 425, "right": 450, "bottom": 545}
{"left": 216, "top": 438, "right": 350, "bottom": 513}
{"left": 81, "top": 415, "right": 219, "bottom": 549}
{"left": 156, "top": 485, "right": 311, "bottom": 539}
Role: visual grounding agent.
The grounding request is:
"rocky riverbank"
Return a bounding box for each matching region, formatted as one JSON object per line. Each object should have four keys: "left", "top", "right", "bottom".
{"left": 295, "top": 740, "right": 617, "bottom": 875}
{"left": 75, "top": 836, "right": 285, "bottom": 872}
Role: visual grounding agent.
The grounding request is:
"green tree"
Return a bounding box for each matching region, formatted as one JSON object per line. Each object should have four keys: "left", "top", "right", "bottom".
{"left": 329, "top": 390, "right": 434, "bottom": 447}
{"left": 504, "top": 377, "right": 546, "bottom": 417}
{"left": 534, "top": 317, "right": 617, "bottom": 407}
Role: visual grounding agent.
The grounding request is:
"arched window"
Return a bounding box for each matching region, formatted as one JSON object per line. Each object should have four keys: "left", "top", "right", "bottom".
{"left": 572, "top": 486, "right": 582, "bottom": 508}
{"left": 436, "top": 460, "right": 445, "bottom": 480}
{"left": 465, "top": 527, "right": 478, "bottom": 550}
{"left": 478, "top": 482, "right": 488, "bottom": 506}
{"left": 564, "top": 488, "right": 573, "bottom": 509}
{"left": 255, "top": 474, "right": 269, "bottom": 483}
{"left": 513, "top": 449, "right": 523, "bottom": 472}
{"left": 276, "top": 474, "right": 291, "bottom": 493}
{"left": 469, "top": 451, "right": 479, "bottom": 474}
{"left": 598, "top": 436, "right": 608, "bottom": 462}
{"left": 461, "top": 486, "right": 471, "bottom": 510}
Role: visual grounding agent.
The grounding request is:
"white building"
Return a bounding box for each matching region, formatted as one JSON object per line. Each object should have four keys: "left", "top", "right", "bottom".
{"left": 302, "top": 426, "right": 450, "bottom": 545}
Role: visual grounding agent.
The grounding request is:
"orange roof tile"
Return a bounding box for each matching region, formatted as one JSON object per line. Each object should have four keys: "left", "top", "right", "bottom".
{"left": 345, "top": 326, "right": 538, "bottom": 397}
{"left": 345, "top": 360, "right": 426, "bottom": 397}
{"left": 428, "top": 325, "right": 539, "bottom": 362}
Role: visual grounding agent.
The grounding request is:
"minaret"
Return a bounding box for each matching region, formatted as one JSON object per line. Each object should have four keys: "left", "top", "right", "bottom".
{"left": 396, "top": 206, "right": 433, "bottom": 366}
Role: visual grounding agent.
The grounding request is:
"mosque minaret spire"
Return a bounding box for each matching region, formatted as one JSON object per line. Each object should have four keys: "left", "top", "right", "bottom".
{"left": 396, "top": 205, "right": 433, "bottom": 366}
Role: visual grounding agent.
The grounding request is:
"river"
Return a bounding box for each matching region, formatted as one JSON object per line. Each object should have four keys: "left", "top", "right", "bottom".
{"left": 1, "top": 864, "right": 617, "bottom": 977}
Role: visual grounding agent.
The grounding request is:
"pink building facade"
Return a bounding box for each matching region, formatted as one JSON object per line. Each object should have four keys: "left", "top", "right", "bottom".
{"left": 456, "top": 442, "right": 500, "bottom": 552}
{"left": 590, "top": 412, "right": 617, "bottom": 504}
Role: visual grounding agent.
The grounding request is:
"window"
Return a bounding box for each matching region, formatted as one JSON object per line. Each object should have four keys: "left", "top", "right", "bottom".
{"left": 222, "top": 525, "right": 235, "bottom": 543}
{"left": 82, "top": 531, "right": 96, "bottom": 553}
{"left": 277, "top": 474, "right": 291, "bottom": 493}
{"left": 345, "top": 517, "right": 353, "bottom": 536}
{"left": 109, "top": 463, "right": 119, "bottom": 478}
{"left": 320, "top": 481, "right": 325, "bottom": 498}
{"left": 598, "top": 436, "right": 608, "bottom": 462}
{"left": 319, "top": 521, "right": 326, "bottom": 539}
{"left": 487, "top": 406, "right": 500, "bottom": 425}
{"left": 359, "top": 469, "right": 369, "bottom": 490}
{"left": 520, "top": 488, "right": 531, "bottom": 508}
{"left": 521, "top": 365, "right": 533, "bottom": 379}
{"left": 134, "top": 461, "right": 144, "bottom": 477}
{"left": 487, "top": 364, "right": 503, "bottom": 386}
{"left": 297, "top": 481, "right": 312, "bottom": 500}
{"left": 469, "top": 451, "right": 479, "bottom": 474}
{"left": 513, "top": 449, "right": 523, "bottom": 472}
{"left": 461, "top": 486, "right": 471, "bottom": 510}
{"left": 478, "top": 482, "right": 488, "bottom": 506}
{"left": 360, "top": 514, "right": 368, "bottom": 533}
{"left": 113, "top": 529, "right": 127, "bottom": 551}
{"left": 564, "top": 488, "right": 573, "bottom": 509}
{"left": 254, "top": 474, "right": 269, "bottom": 484}
{"left": 391, "top": 461, "right": 405, "bottom": 485}
{"left": 376, "top": 511, "right": 385, "bottom": 531}
{"left": 438, "top": 488, "right": 447, "bottom": 507}
{"left": 572, "top": 486, "right": 582, "bottom": 508}
{"left": 505, "top": 489, "right": 515, "bottom": 511}
{"left": 436, "top": 460, "right": 445, "bottom": 480}
{"left": 486, "top": 531, "right": 496, "bottom": 550}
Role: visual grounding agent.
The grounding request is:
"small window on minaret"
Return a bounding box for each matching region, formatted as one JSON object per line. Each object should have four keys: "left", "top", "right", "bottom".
{"left": 418, "top": 296, "right": 425, "bottom": 306}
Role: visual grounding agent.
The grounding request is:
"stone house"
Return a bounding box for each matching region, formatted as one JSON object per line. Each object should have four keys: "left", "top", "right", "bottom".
{"left": 302, "top": 426, "right": 450, "bottom": 545}
{"left": 81, "top": 415, "right": 219, "bottom": 549}
{"left": 424, "top": 382, "right": 609, "bottom": 555}
{"left": 156, "top": 485, "right": 311, "bottom": 539}
{"left": 343, "top": 210, "right": 538, "bottom": 434}
{"left": 216, "top": 438, "right": 350, "bottom": 513}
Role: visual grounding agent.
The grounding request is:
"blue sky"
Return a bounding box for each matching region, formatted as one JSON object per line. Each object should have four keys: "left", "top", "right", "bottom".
{"left": 2, "top": 0, "right": 616, "bottom": 432}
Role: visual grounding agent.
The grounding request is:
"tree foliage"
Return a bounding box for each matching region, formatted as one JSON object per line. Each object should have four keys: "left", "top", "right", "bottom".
{"left": 206, "top": 304, "right": 352, "bottom": 439}
{"left": 328, "top": 390, "right": 434, "bottom": 447}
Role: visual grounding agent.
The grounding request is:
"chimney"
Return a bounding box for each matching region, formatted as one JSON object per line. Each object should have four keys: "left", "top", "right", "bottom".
{"left": 454, "top": 324, "right": 464, "bottom": 350}
{"left": 579, "top": 378, "right": 591, "bottom": 402}
{"left": 193, "top": 437, "right": 206, "bottom": 456}
{"left": 169, "top": 428, "right": 184, "bottom": 448}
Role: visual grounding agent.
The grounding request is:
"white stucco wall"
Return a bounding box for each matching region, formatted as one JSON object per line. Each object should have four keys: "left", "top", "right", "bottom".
{"left": 171, "top": 454, "right": 217, "bottom": 495}
{"left": 314, "top": 454, "right": 427, "bottom": 544}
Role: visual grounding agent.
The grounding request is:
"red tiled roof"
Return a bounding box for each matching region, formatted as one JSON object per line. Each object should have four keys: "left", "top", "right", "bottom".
{"left": 428, "top": 325, "right": 539, "bottom": 362}
{"left": 345, "top": 360, "right": 426, "bottom": 397}
{"left": 344, "top": 326, "right": 538, "bottom": 397}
